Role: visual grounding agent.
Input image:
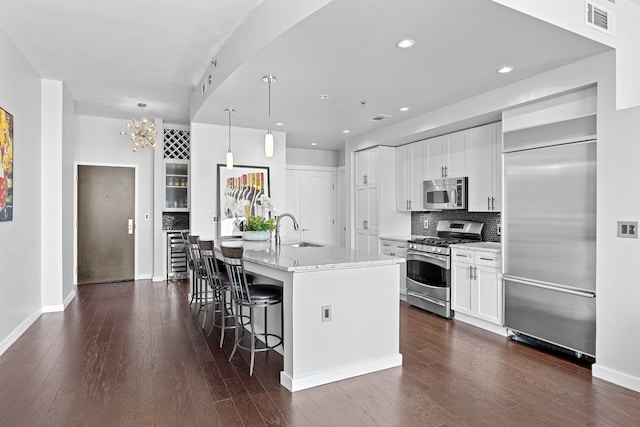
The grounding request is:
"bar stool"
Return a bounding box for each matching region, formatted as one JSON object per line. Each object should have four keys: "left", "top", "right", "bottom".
{"left": 198, "top": 240, "right": 234, "bottom": 347}
{"left": 221, "top": 245, "right": 283, "bottom": 376}
{"left": 187, "top": 235, "right": 209, "bottom": 319}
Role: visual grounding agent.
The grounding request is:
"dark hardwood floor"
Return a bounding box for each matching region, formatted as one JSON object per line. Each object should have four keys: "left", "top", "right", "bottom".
{"left": 0, "top": 280, "right": 638, "bottom": 426}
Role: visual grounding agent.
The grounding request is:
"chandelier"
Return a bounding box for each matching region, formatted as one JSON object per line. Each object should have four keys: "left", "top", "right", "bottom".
{"left": 120, "top": 102, "right": 157, "bottom": 151}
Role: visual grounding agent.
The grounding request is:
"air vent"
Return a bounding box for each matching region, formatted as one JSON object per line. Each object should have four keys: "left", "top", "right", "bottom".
{"left": 368, "top": 114, "right": 391, "bottom": 122}
{"left": 585, "top": 1, "right": 614, "bottom": 35}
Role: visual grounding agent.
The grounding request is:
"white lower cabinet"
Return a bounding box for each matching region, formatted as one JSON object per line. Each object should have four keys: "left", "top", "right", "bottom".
{"left": 379, "top": 238, "right": 408, "bottom": 300}
{"left": 451, "top": 245, "right": 506, "bottom": 335}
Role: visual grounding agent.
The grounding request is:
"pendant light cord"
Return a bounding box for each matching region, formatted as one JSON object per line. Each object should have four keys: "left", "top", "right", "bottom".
{"left": 267, "top": 77, "right": 272, "bottom": 134}
{"left": 228, "top": 109, "right": 232, "bottom": 151}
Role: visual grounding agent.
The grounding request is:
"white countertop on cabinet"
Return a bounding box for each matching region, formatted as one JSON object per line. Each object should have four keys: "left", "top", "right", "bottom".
{"left": 379, "top": 235, "right": 411, "bottom": 243}
{"left": 216, "top": 238, "right": 404, "bottom": 272}
{"left": 451, "top": 241, "right": 502, "bottom": 252}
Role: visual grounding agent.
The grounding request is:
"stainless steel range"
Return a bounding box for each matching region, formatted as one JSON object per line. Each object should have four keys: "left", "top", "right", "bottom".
{"left": 406, "top": 220, "right": 484, "bottom": 318}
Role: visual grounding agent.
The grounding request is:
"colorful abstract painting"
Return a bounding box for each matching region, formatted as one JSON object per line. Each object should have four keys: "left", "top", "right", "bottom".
{"left": 0, "top": 107, "right": 13, "bottom": 221}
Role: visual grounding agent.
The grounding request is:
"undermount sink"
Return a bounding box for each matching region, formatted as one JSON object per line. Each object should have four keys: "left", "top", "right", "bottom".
{"left": 286, "top": 241, "right": 324, "bottom": 248}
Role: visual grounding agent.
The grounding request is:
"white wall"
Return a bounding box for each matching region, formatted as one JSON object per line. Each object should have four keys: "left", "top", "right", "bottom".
{"left": 0, "top": 28, "right": 43, "bottom": 354}
{"left": 41, "top": 80, "right": 64, "bottom": 309}
{"left": 190, "top": 123, "right": 286, "bottom": 239}
{"left": 347, "top": 50, "right": 640, "bottom": 392}
{"left": 492, "top": 0, "right": 640, "bottom": 109}
{"left": 62, "top": 84, "right": 75, "bottom": 301}
{"left": 286, "top": 147, "right": 339, "bottom": 167}
{"left": 74, "top": 116, "right": 156, "bottom": 279}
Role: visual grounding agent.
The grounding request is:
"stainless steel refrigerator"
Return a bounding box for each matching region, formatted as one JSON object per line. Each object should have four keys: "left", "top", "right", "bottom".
{"left": 503, "top": 138, "right": 596, "bottom": 357}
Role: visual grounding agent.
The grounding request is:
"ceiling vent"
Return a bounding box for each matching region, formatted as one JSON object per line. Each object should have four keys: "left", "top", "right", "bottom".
{"left": 368, "top": 114, "right": 391, "bottom": 122}
{"left": 585, "top": 1, "right": 615, "bottom": 35}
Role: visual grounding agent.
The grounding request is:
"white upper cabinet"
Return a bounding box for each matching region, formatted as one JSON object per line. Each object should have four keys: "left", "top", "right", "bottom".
{"left": 467, "top": 122, "right": 502, "bottom": 212}
{"left": 396, "top": 141, "right": 424, "bottom": 211}
{"left": 424, "top": 131, "right": 466, "bottom": 180}
{"left": 355, "top": 148, "right": 378, "bottom": 187}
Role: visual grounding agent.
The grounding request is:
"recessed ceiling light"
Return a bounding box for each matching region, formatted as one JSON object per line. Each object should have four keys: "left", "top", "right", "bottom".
{"left": 342, "top": 130, "right": 351, "bottom": 134}
{"left": 311, "top": 142, "right": 318, "bottom": 146}
{"left": 275, "top": 122, "right": 284, "bottom": 126}
{"left": 396, "top": 39, "right": 415, "bottom": 49}
{"left": 317, "top": 94, "right": 329, "bottom": 100}
{"left": 497, "top": 66, "right": 514, "bottom": 74}
{"left": 399, "top": 107, "right": 410, "bottom": 112}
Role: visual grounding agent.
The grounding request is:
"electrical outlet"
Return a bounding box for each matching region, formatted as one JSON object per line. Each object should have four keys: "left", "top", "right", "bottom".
{"left": 321, "top": 305, "right": 332, "bottom": 322}
{"left": 496, "top": 223, "right": 501, "bottom": 236}
{"left": 212, "top": 215, "right": 218, "bottom": 223}
{"left": 617, "top": 221, "right": 638, "bottom": 238}
{"left": 144, "top": 213, "right": 149, "bottom": 220}
{"left": 423, "top": 220, "right": 429, "bottom": 229}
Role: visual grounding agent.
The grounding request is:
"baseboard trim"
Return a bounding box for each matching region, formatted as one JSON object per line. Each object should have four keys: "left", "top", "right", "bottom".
{"left": 137, "top": 274, "right": 153, "bottom": 280}
{"left": 152, "top": 275, "right": 165, "bottom": 282}
{"left": 63, "top": 289, "right": 76, "bottom": 308}
{"left": 42, "top": 289, "right": 77, "bottom": 313}
{"left": 41, "top": 304, "right": 64, "bottom": 313}
{"left": 280, "top": 353, "right": 403, "bottom": 392}
{"left": 0, "top": 309, "right": 41, "bottom": 357}
{"left": 453, "top": 312, "right": 511, "bottom": 337}
{"left": 592, "top": 363, "right": 640, "bottom": 393}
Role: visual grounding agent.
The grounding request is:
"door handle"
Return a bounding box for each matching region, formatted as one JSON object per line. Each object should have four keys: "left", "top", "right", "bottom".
{"left": 128, "top": 219, "right": 134, "bottom": 235}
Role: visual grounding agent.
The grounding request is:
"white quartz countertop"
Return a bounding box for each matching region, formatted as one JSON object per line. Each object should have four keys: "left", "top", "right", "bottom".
{"left": 451, "top": 241, "right": 502, "bottom": 252}
{"left": 379, "top": 235, "right": 411, "bottom": 243}
{"left": 216, "top": 238, "right": 404, "bottom": 272}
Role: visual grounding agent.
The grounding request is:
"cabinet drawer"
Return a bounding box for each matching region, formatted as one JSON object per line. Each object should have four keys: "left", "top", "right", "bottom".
{"left": 452, "top": 249, "right": 473, "bottom": 263}
{"left": 474, "top": 251, "right": 501, "bottom": 268}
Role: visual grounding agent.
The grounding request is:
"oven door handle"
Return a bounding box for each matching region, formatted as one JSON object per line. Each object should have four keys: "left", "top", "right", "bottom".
{"left": 407, "top": 291, "right": 446, "bottom": 307}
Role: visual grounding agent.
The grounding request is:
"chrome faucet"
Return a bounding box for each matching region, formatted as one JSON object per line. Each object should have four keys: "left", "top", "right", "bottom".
{"left": 275, "top": 213, "right": 299, "bottom": 246}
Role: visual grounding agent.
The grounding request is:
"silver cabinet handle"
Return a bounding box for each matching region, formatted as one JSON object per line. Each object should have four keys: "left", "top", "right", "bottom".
{"left": 488, "top": 197, "right": 491, "bottom": 210}
{"left": 408, "top": 200, "right": 412, "bottom": 210}
{"left": 363, "top": 174, "right": 368, "bottom": 184}
{"left": 491, "top": 197, "right": 495, "bottom": 210}
{"left": 441, "top": 166, "right": 445, "bottom": 178}
{"left": 469, "top": 265, "right": 473, "bottom": 279}
{"left": 444, "top": 166, "right": 448, "bottom": 177}
{"left": 479, "top": 257, "right": 494, "bottom": 261}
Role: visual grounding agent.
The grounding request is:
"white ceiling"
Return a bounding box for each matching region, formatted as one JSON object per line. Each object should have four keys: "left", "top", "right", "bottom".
{"left": 0, "top": 0, "right": 611, "bottom": 151}
{"left": 0, "top": 0, "right": 265, "bottom": 124}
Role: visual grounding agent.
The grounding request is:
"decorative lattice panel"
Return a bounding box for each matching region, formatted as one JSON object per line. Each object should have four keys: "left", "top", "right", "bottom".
{"left": 163, "top": 128, "right": 190, "bottom": 159}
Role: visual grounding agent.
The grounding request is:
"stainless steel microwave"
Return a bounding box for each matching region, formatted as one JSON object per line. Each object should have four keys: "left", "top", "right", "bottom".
{"left": 423, "top": 177, "right": 467, "bottom": 210}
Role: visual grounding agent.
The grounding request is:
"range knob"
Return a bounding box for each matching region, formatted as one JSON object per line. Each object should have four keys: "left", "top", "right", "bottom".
{"left": 437, "top": 248, "right": 443, "bottom": 254}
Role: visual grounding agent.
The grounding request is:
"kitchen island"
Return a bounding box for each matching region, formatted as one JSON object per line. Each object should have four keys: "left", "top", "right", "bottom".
{"left": 217, "top": 238, "right": 404, "bottom": 392}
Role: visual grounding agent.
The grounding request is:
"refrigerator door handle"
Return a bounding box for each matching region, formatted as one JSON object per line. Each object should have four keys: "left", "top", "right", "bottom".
{"left": 503, "top": 275, "right": 595, "bottom": 298}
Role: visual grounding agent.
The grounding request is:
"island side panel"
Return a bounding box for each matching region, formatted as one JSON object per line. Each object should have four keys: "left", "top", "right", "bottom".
{"left": 287, "top": 263, "right": 402, "bottom": 391}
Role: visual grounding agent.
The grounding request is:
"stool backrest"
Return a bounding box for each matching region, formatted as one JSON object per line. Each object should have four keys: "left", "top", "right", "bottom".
{"left": 220, "top": 246, "right": 252, "bottom": 303}
{"left": 198, "top": 240, "right": 222, "bottom": 285}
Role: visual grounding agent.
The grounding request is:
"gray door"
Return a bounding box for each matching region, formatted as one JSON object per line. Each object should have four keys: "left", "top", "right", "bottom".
{"left": 77, "top": 165, "right": 135, "bottom": 284}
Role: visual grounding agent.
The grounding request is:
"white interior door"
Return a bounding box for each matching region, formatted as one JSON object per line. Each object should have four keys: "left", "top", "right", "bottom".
{"left": 285, "top": 168, "right": 337, "bottom": 245}
{"left": 299, "top": 170, "right": 335, "bottom": 245}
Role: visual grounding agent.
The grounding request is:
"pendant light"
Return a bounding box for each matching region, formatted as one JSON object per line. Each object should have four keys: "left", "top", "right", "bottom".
{"left": 225, "top": 108, "right": 235, "bottom": 169}
{"left": 262, "top": 74, "right": 276, "bottom": 157}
